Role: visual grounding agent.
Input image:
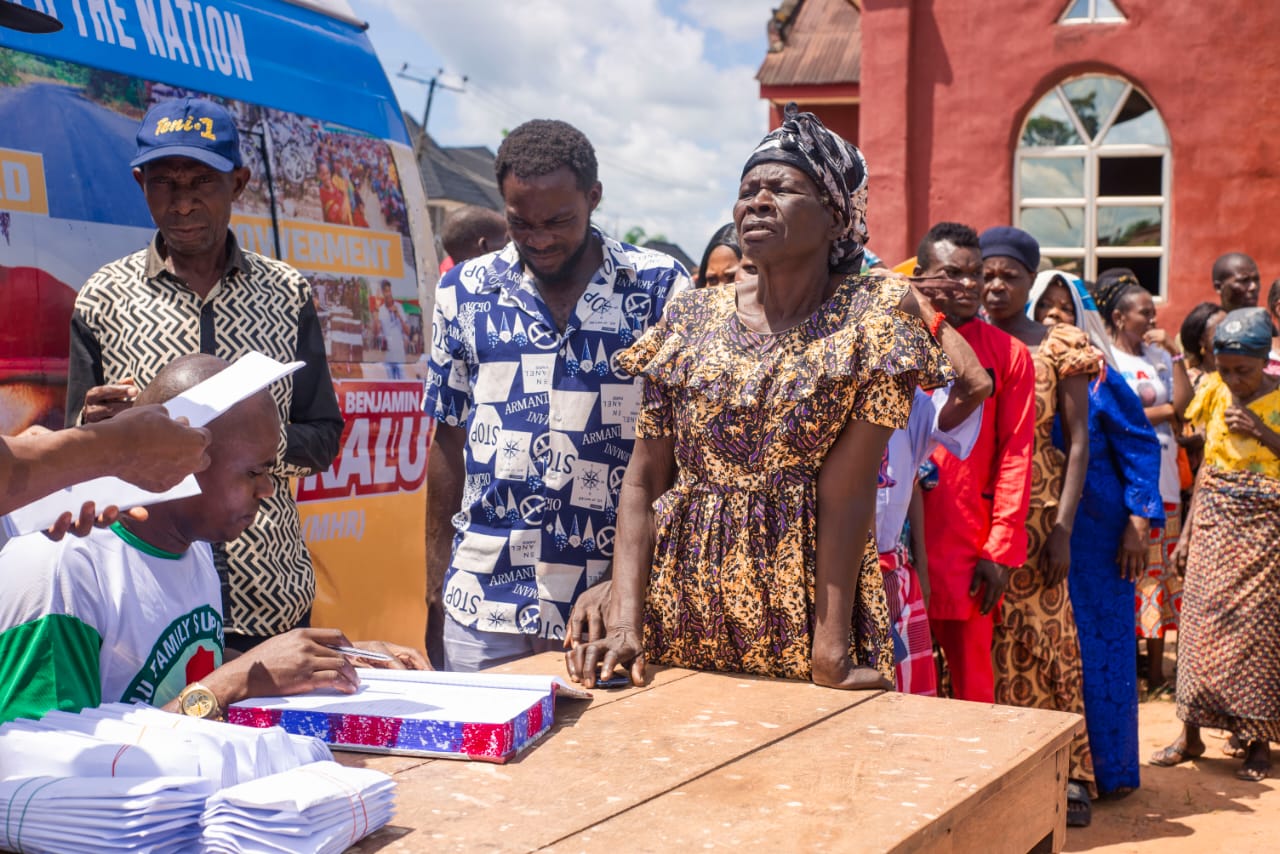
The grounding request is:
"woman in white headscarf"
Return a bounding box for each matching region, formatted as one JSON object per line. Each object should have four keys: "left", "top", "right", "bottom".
{"left": 1029, "top": 271, "right": 1164, "bottom": 798}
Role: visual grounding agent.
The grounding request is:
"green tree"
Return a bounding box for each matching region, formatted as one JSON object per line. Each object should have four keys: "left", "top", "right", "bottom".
{"left": 623, "top": 226, "right": 666, "bottom": 245}
{"left": 86, "top": 69, "right": 145, "bottom": 110}
{"left": 0, "top": 49, "right": 18, "bottom": 88}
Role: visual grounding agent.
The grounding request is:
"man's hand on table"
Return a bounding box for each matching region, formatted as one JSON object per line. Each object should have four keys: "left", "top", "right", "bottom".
{"left": 189, "top": 630, "right": 429, "bottom": 714}
{"left": 205, "top": 628, "right": 362, "bottom": 708}
{"left": 811, "top": 657, "right": 894, "bottom": 691}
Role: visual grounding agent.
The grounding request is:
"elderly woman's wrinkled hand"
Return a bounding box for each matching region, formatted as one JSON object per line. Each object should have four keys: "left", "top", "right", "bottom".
{"left": 1224, "top": 404, "right": 1265, "bottom": 439}
{"left": 563, "top": 580, "right": 612, "bottom": 650}
{"left": 564, "top": 626, "right": 645, "bottom": 689}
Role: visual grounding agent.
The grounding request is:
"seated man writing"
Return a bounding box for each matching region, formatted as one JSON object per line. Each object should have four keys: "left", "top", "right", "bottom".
{"left": 0, "top": 354, "right": 424, "bottom": 724}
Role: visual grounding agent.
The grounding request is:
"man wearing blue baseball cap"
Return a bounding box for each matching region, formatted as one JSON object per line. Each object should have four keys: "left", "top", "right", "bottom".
{"left": 65, "top": 97, "right": 344, "bottom": 652}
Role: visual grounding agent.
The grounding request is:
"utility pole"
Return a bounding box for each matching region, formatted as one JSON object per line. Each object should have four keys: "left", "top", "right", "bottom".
{"left": 397, "top": 65, "right": 467, "bottom": 154}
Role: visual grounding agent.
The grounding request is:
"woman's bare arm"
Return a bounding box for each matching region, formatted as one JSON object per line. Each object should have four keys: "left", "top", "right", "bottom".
{"left": 1043, "top": 373, "right": 1090, "bottom": 584}
{"left": 565, "top": 435, "right": 675, "bottom": 687}
{"left": 812, "top": 417, "right": 894, "bottom": 690}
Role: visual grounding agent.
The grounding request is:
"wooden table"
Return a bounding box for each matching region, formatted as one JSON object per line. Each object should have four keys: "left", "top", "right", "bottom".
{"left": 338, "top": 653, "right": 1082, "bottom": 853}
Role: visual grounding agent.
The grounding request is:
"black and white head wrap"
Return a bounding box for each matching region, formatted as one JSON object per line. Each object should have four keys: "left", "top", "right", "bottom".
{"left": 741, "top": 102, "right": 870, "bottom": 274}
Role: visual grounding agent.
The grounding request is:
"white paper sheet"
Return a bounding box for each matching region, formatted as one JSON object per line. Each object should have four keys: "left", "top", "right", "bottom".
{"left": 1, "top": 474, "right": 202, "bottom": 538}
{"left": 161, "top": 352, "right": 305, "bottom": 428}
{"left": 1, "top": 352, "right": 304, "bottom": 537}
{"left": 96, "top": 703, "right": 330, "bottom": 777}
{"left": 0, "top": 728, "right": 206, "bottom": 781}
{"left": 14, "top": 709, "right": 238, "bottom": 787}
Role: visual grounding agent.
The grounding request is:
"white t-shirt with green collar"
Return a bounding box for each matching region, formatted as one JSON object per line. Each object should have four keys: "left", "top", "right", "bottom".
{"left": 0, "top": 522, "right": 223, "bottom": 723}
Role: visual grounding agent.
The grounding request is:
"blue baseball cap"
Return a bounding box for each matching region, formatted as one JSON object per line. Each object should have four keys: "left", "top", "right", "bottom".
{"left": 131, "top": 97, "right": 242, "bottom": 172}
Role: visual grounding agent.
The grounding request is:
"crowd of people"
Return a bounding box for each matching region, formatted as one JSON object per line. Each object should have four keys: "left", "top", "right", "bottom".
{"left": 0, "top": 86, "right": 1276, "bottom": 838}
{"left": 560, "top": 117, "right": 1273, "bottom": 823}
{"left": 315, "top": 133, "right": 410, "bottom": 235}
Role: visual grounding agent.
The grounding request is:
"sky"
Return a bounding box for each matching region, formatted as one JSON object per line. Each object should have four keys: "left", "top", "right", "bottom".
{"left": 349, "top": 0, "right": 778, "bottom": 264}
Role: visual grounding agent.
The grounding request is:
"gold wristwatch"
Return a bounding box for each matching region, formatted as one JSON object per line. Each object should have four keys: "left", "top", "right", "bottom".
{"left": 177, "top": 682, "right": 221, "bottom": 719}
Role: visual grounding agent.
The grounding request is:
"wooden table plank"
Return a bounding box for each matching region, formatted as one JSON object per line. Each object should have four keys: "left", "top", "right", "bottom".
{"left": 334, "top": 653, "right": 698, "bottom": 777}
{"left": 340, "top": 655, "right": 1081, "bottom": 853}
{"left": 348, "top": 661, "right": 882, "bottom": 852}
{"left": 549, "top": 692, "right": 1081, "bottom": 854}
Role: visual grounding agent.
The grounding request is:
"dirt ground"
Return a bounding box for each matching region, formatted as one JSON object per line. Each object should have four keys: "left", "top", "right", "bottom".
{"left": 1065, "top": 696, "right": 1278, "bottom": 853}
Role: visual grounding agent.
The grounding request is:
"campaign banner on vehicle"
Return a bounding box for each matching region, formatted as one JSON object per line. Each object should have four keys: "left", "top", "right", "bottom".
{"left": 301, "top": 380, "right": 429, "bottom": 649}
{"left": 0, "top": 15, "right": 433, "bottom": 652}
{"left": 0, "top": 0, "right": 408, "bottom": 144}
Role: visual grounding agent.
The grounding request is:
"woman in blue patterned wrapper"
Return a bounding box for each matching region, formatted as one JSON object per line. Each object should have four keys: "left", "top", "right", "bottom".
{"left": 565, "top": 105, "right": 955, "bottom": 691}
{"left": 1030, "top": 271, "right": 1165, "bottom": 798}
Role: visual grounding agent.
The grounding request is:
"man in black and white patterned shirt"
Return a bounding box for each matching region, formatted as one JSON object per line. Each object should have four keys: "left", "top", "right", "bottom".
{"left": 66, "top": 97, "right": 343, "bottom": 651}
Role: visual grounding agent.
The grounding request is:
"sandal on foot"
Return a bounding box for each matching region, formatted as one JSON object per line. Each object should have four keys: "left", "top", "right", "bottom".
{"left": 1065, "top": 781, "right": 1092, "bottom": 828}
{"left": 1150, "top": 743, "right": 1203, "bottom": 766}
{"left": 1236, "top": 761, "right": 1271, "bottom": 782}
{"left": 1235, "top": 742, "right": 1271, "bottom": 781}
{"left": 1223, "top": 734, "right": 1247, "bottom": 759}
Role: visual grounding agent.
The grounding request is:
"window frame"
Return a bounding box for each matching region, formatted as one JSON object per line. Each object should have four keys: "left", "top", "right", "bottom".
{"left": 1013, "top": 77, "right": 1170, "bottom": 299}
{"left": 1059, "top": 0, "right": 1127, "bottom": 25}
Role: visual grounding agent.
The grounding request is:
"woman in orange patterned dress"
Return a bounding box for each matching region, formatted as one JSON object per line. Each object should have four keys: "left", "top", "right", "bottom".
{"left": 979, "top": 228, "right": 1100, "bottom": 826}
{"left": 565, "top": 106, "right": 950, "bottom": 692}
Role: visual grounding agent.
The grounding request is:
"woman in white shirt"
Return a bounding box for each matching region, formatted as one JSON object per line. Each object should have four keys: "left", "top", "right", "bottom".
{"left": 1094, "top": 269, "right": 1190, "bottom": 698}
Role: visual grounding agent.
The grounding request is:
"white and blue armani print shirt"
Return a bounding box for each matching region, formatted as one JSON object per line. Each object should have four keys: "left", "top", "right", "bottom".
{"left": 424, "top": 231, "right": 689, "bottom": 641}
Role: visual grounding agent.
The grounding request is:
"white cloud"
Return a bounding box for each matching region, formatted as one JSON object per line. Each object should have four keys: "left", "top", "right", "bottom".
{"left": 679, "top": 0, "right": 774, "bottom": 44}
{"left": 360, "top": 0, "right": 773, "bottom": 263}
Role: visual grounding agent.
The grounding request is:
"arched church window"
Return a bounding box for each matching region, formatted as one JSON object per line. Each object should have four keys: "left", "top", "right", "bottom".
{"left": 1015, "top": 74, "right": 1169, "bottom": 296}
{"left": 1060, "top": 0, "right": 1126, "bottom": 24}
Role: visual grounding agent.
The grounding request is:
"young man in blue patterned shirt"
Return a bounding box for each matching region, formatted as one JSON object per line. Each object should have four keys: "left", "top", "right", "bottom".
{"left": 424, "top": 120, "right": 690, "bottom": 671}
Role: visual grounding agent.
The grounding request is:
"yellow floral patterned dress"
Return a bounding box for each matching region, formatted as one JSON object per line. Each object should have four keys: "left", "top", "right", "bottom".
{"left": 1185, "top": 371, "right": 1280, "bottom": 478}
{"left": 617, "top": 273, "right": 951, "bottom": 682}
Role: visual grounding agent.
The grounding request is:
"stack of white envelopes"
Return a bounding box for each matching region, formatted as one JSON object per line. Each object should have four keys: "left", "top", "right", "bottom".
{"left": 201, "top": 761, "right": 396, "bottom": 854}
{"left": 0, "top": 702, "right": 330, "bottom": 786}
{"left": 0, "top": 705, "right": 393, "bottom": 852}
{"left": 0, "top": 774, "right": 214, "bottom": 853}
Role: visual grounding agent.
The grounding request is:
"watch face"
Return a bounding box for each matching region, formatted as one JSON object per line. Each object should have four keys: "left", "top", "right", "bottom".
{"left": 181, "top": 687, "right": 217, "bottom": 718}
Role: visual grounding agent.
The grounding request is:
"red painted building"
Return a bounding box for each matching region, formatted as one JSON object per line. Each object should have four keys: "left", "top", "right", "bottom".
{"left": 758, "top": 0, "right": 1280, "bottom": 325}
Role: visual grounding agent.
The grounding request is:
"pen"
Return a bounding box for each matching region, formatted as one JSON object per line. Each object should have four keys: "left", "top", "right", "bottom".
{"left": 326, "top": 644, "right": 394, "bottom": 662}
